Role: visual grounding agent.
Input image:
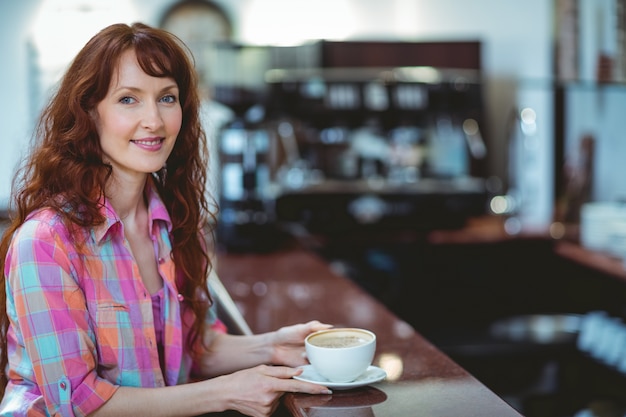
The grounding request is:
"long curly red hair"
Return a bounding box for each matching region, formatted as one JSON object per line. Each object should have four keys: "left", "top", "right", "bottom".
{"left": 0, "top": 22, "right": 215, "bottom": 394}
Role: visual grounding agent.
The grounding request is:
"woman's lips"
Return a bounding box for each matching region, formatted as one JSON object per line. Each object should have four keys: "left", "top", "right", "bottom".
{"left": 131, "top": 137, "right": 164, "bottom": 151}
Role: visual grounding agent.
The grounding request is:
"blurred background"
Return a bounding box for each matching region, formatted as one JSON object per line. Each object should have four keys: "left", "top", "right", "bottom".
{"left": 4, "top": 1, "right": 626, "bottom": 416}
{"left": 1, "top": 0, "right": 555, "bottom": 221}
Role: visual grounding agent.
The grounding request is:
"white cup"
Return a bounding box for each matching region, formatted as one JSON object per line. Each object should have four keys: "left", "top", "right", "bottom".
{"left": 305, "top": 328, "right": 376, "bottom": 383}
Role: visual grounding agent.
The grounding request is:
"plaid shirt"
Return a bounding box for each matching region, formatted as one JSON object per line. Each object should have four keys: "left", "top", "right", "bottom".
{"left": 0, "top": 180, "right": 215, "bottom": 416}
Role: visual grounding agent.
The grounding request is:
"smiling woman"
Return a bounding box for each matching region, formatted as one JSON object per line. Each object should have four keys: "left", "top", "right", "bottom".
{"left": 0, "top": 22, "right": 333, "bottom": 417}
{"left": 94, "top": 49, "right": 182, "bottom": 183}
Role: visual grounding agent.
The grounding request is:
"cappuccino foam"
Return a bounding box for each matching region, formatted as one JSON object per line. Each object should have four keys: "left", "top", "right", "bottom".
{"left": 310, "top": 335, "right": 368, "bottom": 348}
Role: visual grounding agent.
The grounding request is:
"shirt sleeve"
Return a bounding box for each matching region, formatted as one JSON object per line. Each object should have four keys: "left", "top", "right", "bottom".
{"left": 5, "top": 219, "right": 118, "bottom": 416}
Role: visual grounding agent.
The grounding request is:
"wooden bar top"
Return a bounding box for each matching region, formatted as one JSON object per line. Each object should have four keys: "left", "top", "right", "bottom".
{"left": 555, "top": 240, "right": 626, "bottom": 282}
{"left": 216, "top": 248, "right": 523, "bottom": 417}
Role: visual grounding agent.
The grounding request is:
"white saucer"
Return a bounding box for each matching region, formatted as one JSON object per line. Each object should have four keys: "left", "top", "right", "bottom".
{"left": 294, "top": 365, "right": 387, "bottom": 390}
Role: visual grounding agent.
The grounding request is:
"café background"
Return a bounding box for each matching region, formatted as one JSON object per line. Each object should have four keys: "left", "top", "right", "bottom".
{"left": 1, "top": 0, "right": 556, "bottom": 216}
{"left": 2, "top": 0, "right": 626, "bottom": 229}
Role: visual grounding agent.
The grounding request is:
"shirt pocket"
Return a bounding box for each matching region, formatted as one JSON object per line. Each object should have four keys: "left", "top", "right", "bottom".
{"left": 94, "top": 302, "right": 134, "bottom": 371}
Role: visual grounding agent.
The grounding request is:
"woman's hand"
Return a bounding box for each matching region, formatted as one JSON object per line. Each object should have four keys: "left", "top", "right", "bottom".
{"left": 269, "top": 320, "right": 333, "bottom": 367}
{"left": 213, "top": 364, "right": 332, "bottom": 417}
{"left": 194, "top": 320, "right": 332, "bottom": 378}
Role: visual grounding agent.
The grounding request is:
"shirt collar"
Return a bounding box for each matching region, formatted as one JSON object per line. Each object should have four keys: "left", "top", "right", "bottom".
{"left": 94, "top": 176, "right": 172, "bottom": 243}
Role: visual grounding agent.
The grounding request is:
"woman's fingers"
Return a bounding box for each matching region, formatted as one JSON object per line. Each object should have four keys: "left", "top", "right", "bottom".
{"left": 258, "top": 365, "right": 332, "bottom": 395}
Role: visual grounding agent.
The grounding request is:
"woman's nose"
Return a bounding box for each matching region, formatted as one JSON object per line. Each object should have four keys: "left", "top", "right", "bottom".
{"left": 142, "top": 102, "right": 164, "bottom": 130}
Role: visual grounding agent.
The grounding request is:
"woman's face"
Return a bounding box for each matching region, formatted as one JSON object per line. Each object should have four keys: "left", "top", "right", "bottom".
{"left": 94, "top": 49, "right": 182, "bottom": 182}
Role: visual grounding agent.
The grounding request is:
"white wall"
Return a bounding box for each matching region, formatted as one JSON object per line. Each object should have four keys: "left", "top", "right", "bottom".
{"left": 0, "top": 0, "right": 43, "bottom": 211}
{"left": 0, "top": 0, "right": 553, "bottom": 213}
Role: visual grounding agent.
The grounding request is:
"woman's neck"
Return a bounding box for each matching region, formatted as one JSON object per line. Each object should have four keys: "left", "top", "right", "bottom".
{"left": 106, "top": 174, "right": 148, "bottom": 224}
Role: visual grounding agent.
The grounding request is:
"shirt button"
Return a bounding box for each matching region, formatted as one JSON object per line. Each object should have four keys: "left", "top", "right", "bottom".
{"left": 60, "top": 382, "right": 66, "bottom": 390}
{"left": 158, "top": 257, "right": 165, "bottom": 264}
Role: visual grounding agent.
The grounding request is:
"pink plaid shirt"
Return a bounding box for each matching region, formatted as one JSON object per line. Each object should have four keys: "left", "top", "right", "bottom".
{"left": 0, "top": 180, "right": 219, "bottom": 416}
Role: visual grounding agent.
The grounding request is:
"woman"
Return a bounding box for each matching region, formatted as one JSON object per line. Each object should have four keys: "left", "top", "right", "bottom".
{"left": 0, "top": 23, "right": 331, "bottom": 417}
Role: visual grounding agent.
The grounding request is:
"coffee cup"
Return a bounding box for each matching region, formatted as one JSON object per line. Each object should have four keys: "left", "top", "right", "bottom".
{"left": 305, "top": 328, "right": 376, "bottom": 383}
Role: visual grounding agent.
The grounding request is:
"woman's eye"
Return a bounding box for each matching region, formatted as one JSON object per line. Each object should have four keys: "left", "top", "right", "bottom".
{"left": 119, "top": 96, "right": 136, "bottom": 104}
{"left": 161, "top": 94, "right": 177, "bottom": 104}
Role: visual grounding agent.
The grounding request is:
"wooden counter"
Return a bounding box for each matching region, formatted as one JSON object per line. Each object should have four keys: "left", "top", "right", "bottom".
{"left": 216, "top": 248, "right": 523, "bottom": 417}
{"left": 428, "top": 215, "right": 626, "bottom": 284}
{"left": 555, "top": 240, "right": 626, "bottom": 283}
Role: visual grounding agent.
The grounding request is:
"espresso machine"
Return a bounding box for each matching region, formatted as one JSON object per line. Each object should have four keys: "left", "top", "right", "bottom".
{"left": 264, "top": 64, "right": 492, "bottom": 235}
{"left": 216, "top": 112, "right": 282, "bottom": 251}
{"left": 210, "top": 40, "right": 495, "bottom": 247}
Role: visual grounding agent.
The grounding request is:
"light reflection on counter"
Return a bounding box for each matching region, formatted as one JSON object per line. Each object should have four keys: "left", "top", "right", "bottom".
{"left": 369, "top": 377, "right": 518, "bottom": 417}
{"left": 297, "top": 386, "right": 387, "bottom": 417}
{"left": 375, "top": 353, "right": 403, "bottom": 381}
{"left": 294, "top": 376, "right": 517, "bottom": 417}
